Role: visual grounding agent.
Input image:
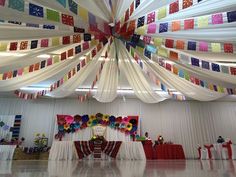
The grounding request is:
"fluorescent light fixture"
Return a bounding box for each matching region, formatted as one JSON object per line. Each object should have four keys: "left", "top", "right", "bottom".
{"left": 20, "top": 87, "right": 50, "bottom": 91}
{"left": 37, "top": 54, "right": 51, "bottom": 58}
{"left": 0, "top": 52, "right": 26, "bottom": 57}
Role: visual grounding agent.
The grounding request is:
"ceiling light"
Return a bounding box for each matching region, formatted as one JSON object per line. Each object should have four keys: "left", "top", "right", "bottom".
{"left": 37, "top": 54, "right": 51, "bottom": 58}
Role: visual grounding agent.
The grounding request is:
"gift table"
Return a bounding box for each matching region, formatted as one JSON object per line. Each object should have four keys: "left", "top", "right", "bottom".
{"left": 153, "top": 144, "right": 185, "bottom": 159}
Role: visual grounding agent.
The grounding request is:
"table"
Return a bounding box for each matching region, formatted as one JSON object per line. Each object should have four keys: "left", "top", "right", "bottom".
{"left": 0, "top": 145, "right": 16, "bottom": 160}
{"left": 116, "top": 142, "right": 146, "bottom": 160}
{"left": 49, "top": 141, "right": 78, "bottom": 160}
{"left": 142, "top": 140, "right": 153, "bottom": 159}
{"left": 153, "top": 144, "right": 185, "bottom": 159}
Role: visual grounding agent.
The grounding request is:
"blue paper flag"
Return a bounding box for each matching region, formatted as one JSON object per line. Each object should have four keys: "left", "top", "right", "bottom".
{"left": 29, "top": 3, "right": 44, "bottom": 18}
{"left": 159, "top": 23, "right": 168, "bottom": 33}
{"left": 57, "top": 0, "right": 66, "bottom": 8}
{"left": 202, "top": 60, "right": 210, "bottom": 69}
{"left": 191, "top": 57, "right": 199, "bottom": 67}
{"left": 146, "top": 45, "right": 157, "bottom": 54}
{"left": 31, "top": 40, "right": 38, "bottom": 49}
{"left": 227, "top": 11, "right": 236, "bottom": 23}
{"left": 68, "top": 0, "right": 78, "bottom": 15}
{"left": 179, "top": 70, "right": 184, "bottom": 78}
{"left": 9, "top": 0, "right": 24, "bottom": 12}
{"left": 144, "top": 48, "right": 151, "bottom": 59}
{"left": 75, "top": 45, "right": 81, "bottom": 54}
{"left": 137, "top": 16, "right": 145, "bottom": 28}
{"left": 43, "top": 25, "right": 55, "bottom": 29}
{"left": 212, "top": 63, "right": 220, "bottom": 72}
{"left": 187, "top": 41, "right": 196, "bottom": 51}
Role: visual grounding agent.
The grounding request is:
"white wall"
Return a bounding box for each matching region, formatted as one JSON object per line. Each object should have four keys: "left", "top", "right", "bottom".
{"left": 0, "top": 97, "right": 236, "bottom": 158}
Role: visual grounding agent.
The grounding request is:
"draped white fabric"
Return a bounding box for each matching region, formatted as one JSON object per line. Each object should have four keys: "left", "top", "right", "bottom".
{"left": 0, "top": 115, "right": 15, "bottom": 141}
{"left": 0, "top": 145, "right": 16, "bottom": 160}
{"left": 119, "top": 41, "right": 166, "bottom": 103}
{"left": 94, "top": 44, "right": 118, "bottom": 103}
{"left": 49, "top": 141, "right": 78, "bottom": 160}
{"left": 1, "top": 97, "right": 236, "bottom": 158}
{"left": 116, "top": 142, "right": 146, "bottom": 160}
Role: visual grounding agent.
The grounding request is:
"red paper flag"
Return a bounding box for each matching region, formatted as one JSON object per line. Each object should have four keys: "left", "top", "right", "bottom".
{"left": 169, "top": 1, "right": 179, "bottom": 14}
{"left": 61, "top": 14, "right": 74, "bottom": 26}
{"left": 20, "top": 41, "right": 28, "bottom": 50}
{"left": 184, "top": 19, "right": 194, "bottom": 30}
{"left": 63, "top": 36, "right": 70, "bottom": 45}
{"left": 10, "top": 42, "right": 18, "bottom": 51}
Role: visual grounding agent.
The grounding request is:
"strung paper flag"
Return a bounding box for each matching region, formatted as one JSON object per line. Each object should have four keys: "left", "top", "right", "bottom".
{"left": 18, "top": 68, "right": 23, "bottom": 76}
{"left": 136, "top": 26, "right": 146, "bottom": 35}
{"left": 31, "top": 40, "right": 38, "bottom": 49}
{"left": 183, "top": 0, "right": 193, "bottom": 9}
{"left": 221, "top": 65, "right": 229, "bottom": 74}
{"left": 143, "top": 36, "right": 151, "bottom": 44}
{"left": 88, "top": 12, "right": 96, "bottom": 25}
{"left": 187, "top": 41, "right": 196, "bottom": 50}
{"left": 180, "top": 54, "right": 189, "bottom": 63}
{"left": 212, "top": 63, "right": 220, "bottom": 72}
{"left": 170, "top": 51, "right": 178, "bottom": 60}
{"left": 74, "top": 27, "right": 85, "bottom": 33}
{"left": 20, "top": 41, "right": 28, "bottom": 50}
{"left": 191, "top": 58, "right": 200, "bottom": 67}
{"left": 27, "top": 23, "right": 39, "bottom": 28}
{"left": 198, "top": 16, "right": 208, "bottom": 28}
{"left": 166, "top": 63, "right": 172, "bottom": 71}
{"left": 84, "top": 33, "right": 91, "bottom": 41}
{"left": 68, "top": 0, "right": 78, "bottom": 15}
{"left": 79, "top": 6, "right": 88, "bottom": 22}
{"left": 211, "top": 13, "right": 223, "bottom": 25}
{"left": 13, "top": 70, "right": 17, "bottom": 77}
{"left": 83, "top": 42, "right": 89, "bottom": 50}
{"left": 147, "top": 12, "right": 155, "bottom": 24}
{"left": 57, "top": 0, "right": 66, "bottom": 7}
{"left": 53, "top": 56, "right": 60, "bottom": 63}
{"left": 0, "top": 43, "right": 7, "bottom": 51}
{"left": 130, "top": 2, "right": 134, "bottom": 16}
{"left": 144, "top": 48, "right": 151, "bottom": 59}
{"left": 147, "top": 23, "right": 156, "bottom": 33}
{"left": 158, "top": 7, "right": 166, "bottom": 19}
{"left": 43, "top": 25, "right": 55, "bottom": 29}
{"left": 46, "top": 9, "right": 60, "bottom": 22}
{"left": 62, "top": 36, "right": 70, "bottom": 45}
{"left": 131, "top": 34, "right": 140, "bottom": 43}
{"left": 184, "top": 71, "right": 190, "bottom": 80}
{"left": 41, "top": 39, "right": 49, "bottom": 47}
{"left": 169, "top": 1, "right": 179, "bottom": 14}
{"left": 75, "top": 45, "right": 81, "bottom": 54}
{"left": 159, "top": 23, "right": 168, "bottom": 33}
{"left": 127, "top": 20, "right": 136, "bottom": 32}
{"left": 179, "top": 70, "right": 184, "bottom": 78}
{"left": 29, "top": 3, "right": 44, "bottom": 18}
{"left": 200, "top": 80, "right": 204, "bottom": 87}
{"left": 172, "top": 21, "right": 181, "bottom": 31}
{"left": 227, "top": 11, "right": 236, "bottom": 23}
{"left": 153, "top": 38, "right": 163, "bottom": 47}
{"left": 184, "top": 19, "right": 194, "bottom": 30}
{"left": 158, "top": 48, "right": 168, "bottom": 57}
{"left": 10, "top": 42, "right": 18, "bottom": 51}
{"left": 29, "top": 65, "right": 34, "bottom": 72}
{"left": 165, "top": 39, "right": 174, "bottom": 48}
{"left": 61, "top": 14, "right": 74, "bottom": 26}
{"left": 211, "top": 43, "right": 221, "bottom": 52}
{"left": 199, "top": 41, "right": 208, "bottom": 51}
{"left": 0, "top": 0, "right": 5, "bottom": 6}
{"left": 224, "top": 43, "right": 233, "bottom": 53}
{"left": 61, "top": 52, "right": 67, "bottom": 60}
{"left": 137, "top": 16, "right": 145, "bottom": 28}
{"left": 230, "top": 67, "right": 236, "bottom": 75}
{"left": 146, "top": 45, "right": 157, "bottom": 54}
{"left": 125, "top": 9, "right": 129, "bottom": 21}
{"left": 52, "top": 37, "right": 60, "bottom": 46}
{"left": 68, "top": 49, "right": 74, "bottom": 57}
{"left": 34, "top": 63, "right": 40, "bottom": 71}
{"left": 176, "top": 40, "right": 185, "bottom": 50}
{"left": 41, "top": 60, "right": 46, "bottom": 68}
{"left": 135, "top": 0, "right": 140, "bottom": 8}
{"left": 73, "top": 34, "right": 81, "bottom": 43}
{"left": 9, "top": 0, "right": 24, "bottom": 12}
{"left": 3, "top": 125, "right": 10, "bottom": 131}
{"left": 173, "top": 66, "right": 178, "bottom": 75}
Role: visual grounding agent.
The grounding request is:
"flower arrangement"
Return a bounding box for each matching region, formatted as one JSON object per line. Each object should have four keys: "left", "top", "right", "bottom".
{"left": 34, "top": 133, "right": 48, "bottom": 148}
{"left": 55, "top": 114, "right": 139, "bottom": 139}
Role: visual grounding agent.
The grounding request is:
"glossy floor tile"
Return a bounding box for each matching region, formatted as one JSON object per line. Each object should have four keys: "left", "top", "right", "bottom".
{"left": 0, "top": 160, "right": 236, "bottom": 177}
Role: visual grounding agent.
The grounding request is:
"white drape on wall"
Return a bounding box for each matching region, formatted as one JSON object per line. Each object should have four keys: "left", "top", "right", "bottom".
{"left": 0, "top": 115, "right": 15, "bottom": 141}
{"left": 0, "top": 97, "right": 236, "bottom": 158}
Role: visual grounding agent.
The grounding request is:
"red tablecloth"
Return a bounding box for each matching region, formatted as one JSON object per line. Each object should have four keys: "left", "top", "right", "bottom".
{"left": 153, "top": 144, "right": 185, "bottom": 159}
{"left": 142, "top": 140, "right": 154, "bottom": 159}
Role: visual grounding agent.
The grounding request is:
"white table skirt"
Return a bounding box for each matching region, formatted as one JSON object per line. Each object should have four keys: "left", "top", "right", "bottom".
{"left": 49, "top": 141, "right": 78, "bottom": 160}
{"left": 0, "top": 145, "right": 16, "bottom": 161}
{"left": 231, "top": 144, "right": 236, "bottom": 160}
{"left": 116, "top": 142, "right": 146, "bottom": 160}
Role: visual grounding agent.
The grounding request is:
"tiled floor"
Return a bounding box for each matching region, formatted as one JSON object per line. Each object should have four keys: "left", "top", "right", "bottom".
{"left": 0, "top": 160, "right": 236, "bottom": 177}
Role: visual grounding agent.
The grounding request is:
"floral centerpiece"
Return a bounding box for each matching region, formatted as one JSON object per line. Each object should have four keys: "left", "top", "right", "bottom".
{"left": 34, "top": 133, "right": 48, "bottom": 151}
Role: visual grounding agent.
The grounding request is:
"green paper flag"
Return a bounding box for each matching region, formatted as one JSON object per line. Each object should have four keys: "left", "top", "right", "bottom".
{"left": 47, "top": 9, "right": 60, "bottom": 22}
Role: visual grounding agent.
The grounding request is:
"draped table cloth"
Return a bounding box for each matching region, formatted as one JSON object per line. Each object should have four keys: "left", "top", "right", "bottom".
{"left": 141, "top": 140, "right": 154, "bottom": 160}
{"left": 116, "top": 142, "right": 146, "bottom": 160}
{"left": 153, "top": 144, "right": 185, "bottom": 159}
{"left": 0, "top": 145, "right": 16, "bottom": 160}
{"left": 49, "top": 141, "right": 78, "bottom": 160}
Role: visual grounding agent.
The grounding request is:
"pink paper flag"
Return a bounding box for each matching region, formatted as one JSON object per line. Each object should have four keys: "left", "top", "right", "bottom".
{"left": 41, "top": 39, "right": 49, "bottom": 47}
{"left": 212, "top": 13, "right": 223, "bottom": 24}
{"left": 199, "top": 41, "right": 208, "bottom": 52}
{"left": 147, "top": 23, "right": 156, "bottom": 34}
{"left": 47, "top": 58, "right": 52, "bottom": 66}
{"left": 17, "top": 68, "right": 23, "bottom": 76}
{"left": 143, "top": 36, "right": 151, "bottom": 44}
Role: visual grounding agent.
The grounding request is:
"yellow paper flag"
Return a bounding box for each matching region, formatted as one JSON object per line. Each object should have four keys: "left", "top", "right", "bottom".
{"left": 91, "top": 39, "right": 98, "bottom": 46}
{"left": 0, "top": 74, "right": 3, "bottom": 80}
{"left": 137, "top": 46, "right": 144, "bottom": 54}
{"left": 52, "top": 37, "right": 60, "bottom": 46}
{"left": 24, "top": 66, "right": 29, "bottom": 74}
{"left": 153, "top": 38, "right": 163, "bottom": 47}
{"left": 63, "top": 75, "right": 68, "bottom": 82}
{"left": 198, "top": 16, "right": 209, "bottom": 28}
{"left": 79, "top": 6, "right": 88, "bottom": 22}
{"left": 135, "top": 26, "right": 147, "bottom": 35}
{"left": 158, "top": 7, "right": 166, "bottom": 20}
{"left": 158, "top": 47, "right": 168, "bottom": 58}
{"left": 53, "top": 55, "right": 60, "bottom": 63}
{"left": 0, "top": 43, "right": 8, "bottom": 51}
{"left": 211, "top": 43, "right": 221, "bottom": 52}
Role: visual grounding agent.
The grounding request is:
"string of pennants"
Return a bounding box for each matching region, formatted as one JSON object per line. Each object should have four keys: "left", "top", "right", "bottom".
{"left": 0, "top": 33, "right": 89, "bottom": 52}
{"left": 125, "top": 42, "right": 186, "bottom": 101}
{"left": 14, "top": 38, "right": 110, "bottom": 100}
{"left": 116, "top": 0, "right": 206, "bottom": 34}
{"left": 129, "top": 34, "right": 236, "bottom": 76}
{"left": 0, "top": 36, "right": 96, "bottom": 81}
{"left": 0, "top": 120, "right": 12, "bottom": 132}
{"left": 131, "top": 43, "right": 236, "bottom": 95}
{"left": 78, "top": 39, "right": 113, "bottom": 102}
